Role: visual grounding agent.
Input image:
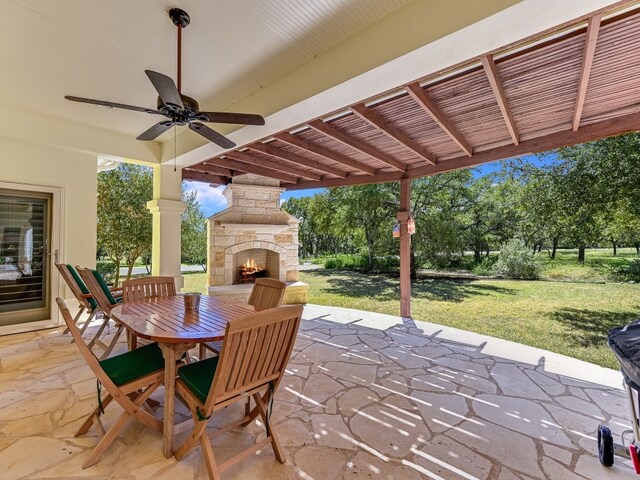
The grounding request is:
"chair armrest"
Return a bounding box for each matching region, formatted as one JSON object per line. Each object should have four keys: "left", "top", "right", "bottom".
{"left": 80, "top": 293, "right": 94, "bottom": 299}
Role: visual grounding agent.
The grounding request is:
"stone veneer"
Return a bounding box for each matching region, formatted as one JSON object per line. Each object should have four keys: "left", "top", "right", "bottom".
{"left": 207, "top": 174, "right": 308, "bottom": 304}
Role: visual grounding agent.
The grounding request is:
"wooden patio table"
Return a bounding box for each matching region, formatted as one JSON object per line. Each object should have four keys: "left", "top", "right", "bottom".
{"left": 110, "top": 294, "right": 255, "bottom": 458}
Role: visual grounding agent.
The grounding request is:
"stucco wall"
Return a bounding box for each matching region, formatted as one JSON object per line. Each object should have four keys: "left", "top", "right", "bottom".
{"left": 0, "top": 136, "right": 98, "bottom": 298}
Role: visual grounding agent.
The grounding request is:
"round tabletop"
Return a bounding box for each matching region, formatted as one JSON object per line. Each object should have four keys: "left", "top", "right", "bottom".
{"left": 110, "top": 295, "right": 255, "bottom": 343}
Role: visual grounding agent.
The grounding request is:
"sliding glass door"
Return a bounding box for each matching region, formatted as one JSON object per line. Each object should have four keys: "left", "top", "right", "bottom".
{"left": 0, "top": 189, "right": 52, "bottom": 327}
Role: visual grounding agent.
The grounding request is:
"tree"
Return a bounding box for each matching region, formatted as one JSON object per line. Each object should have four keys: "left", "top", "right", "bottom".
{"left": 181, "top": 189, "right": 208, "bottom": 270}
{"left": 97, "top": 164, "right": 153, "bottom": 286}
{"left": 329, "top": 184, "right": 397, "bottom": 269}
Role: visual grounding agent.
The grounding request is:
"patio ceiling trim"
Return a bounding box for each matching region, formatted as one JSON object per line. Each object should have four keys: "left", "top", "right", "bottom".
{"left": 184, "top": 2, "right": 640, "bottom": 189}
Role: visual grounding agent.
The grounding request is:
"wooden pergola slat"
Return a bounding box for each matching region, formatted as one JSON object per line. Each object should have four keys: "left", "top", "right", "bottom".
{"left": 246, "top": 143, "right": 325, "bottom": 181}
{"left": 230, "top": 143, "right": 322, "bottom": 181}
{"left": 573, "top": 14, "right": 602, "bottom": 131}
{"left": 274, "top": 131, "right": 376, "bottom": 176}
{"left": 405, "top": 82, "right": 473, "bottom": 156}
{"left": 182, "top": 170, "right": 228, "bottom": 186}
{"left": 189, "top": 163, "right": 235, "bottom": 177}
{"left": 350, "top": 103, "right": 436, "bottom": 165}
{"left": 308, "top": 119, "right": 408, "bottom": 172}
{"left": 481, "top": 54, "right": 519, "bottom": 145}
{"left": 287, "top": 109, "right": 640, "bottom": 190}
{"left": 203, "top": 156, "right": 297, "bottom": 184}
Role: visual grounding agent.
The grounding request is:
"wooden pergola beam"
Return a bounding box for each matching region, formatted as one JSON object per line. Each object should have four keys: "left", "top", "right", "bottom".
{"left": 182, "top": 169, "right": 229, "bottom": 186}
{"left": 287, "top": 110, "right": 640, "bottom": 190}
{"left": 274, "top": 131, "right": 376, "bottom": 176}
{"left": 405, "top": 83, "right": 473, "bottom": 156}
{"left": 204, "top": 156, "right": 297, "bottom": 184}
{"left": 481, "top": 55, "right": 519, "bottom": 145}
{"left": 221, "top": 152, "right": 303, "bottom": 183}
{"left": 232, "top": 148, "right": 321, "bottom": 181}
{"left": 308, "top": 119, "right": 407, "bottom": 172}
{"left": 246, "top": 143, "right": 325, "bottom": 181}
{"left": 189, "top": 163, "right": 235, "bottom": 177}
{"left": 573, "top": 14, "right": 602, "bottom": 131}
{"left": 351, "top": 104, "right": 436, "bottom": 165}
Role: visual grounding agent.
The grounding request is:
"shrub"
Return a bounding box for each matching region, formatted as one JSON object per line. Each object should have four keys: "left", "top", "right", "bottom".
{"left": 619, "top": 258, "right": 640, "bottom": 281}
{"left": 472, "top": 257, "right": 496, "bottom": 276}
{"left": 491, "top": 239, "right": 540, "bottom": 279}
{"left": 96, "top": 261, "right": 117, "bottom": 284}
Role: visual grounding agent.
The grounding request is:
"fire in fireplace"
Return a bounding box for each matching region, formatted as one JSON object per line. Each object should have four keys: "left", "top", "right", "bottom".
{"left": 236, "top": 258, "right": 268, "bottom": 284}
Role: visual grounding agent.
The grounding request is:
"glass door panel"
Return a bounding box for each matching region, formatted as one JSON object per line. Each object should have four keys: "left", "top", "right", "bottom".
{"left": 0, "top": 190, "right": 51, "bottom": 326}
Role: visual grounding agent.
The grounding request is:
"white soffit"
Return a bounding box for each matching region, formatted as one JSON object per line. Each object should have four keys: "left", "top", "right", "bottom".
{"left": 175, "top": 0, "right": 627, "bottom": 169}
{"left": 0, "top": 0, "right": 409, "bottom": 141}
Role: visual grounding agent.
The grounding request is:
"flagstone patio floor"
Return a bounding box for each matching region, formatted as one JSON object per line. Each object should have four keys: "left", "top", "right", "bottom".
{"left": 0, "top": 303, "right": 636, "bottom": 479}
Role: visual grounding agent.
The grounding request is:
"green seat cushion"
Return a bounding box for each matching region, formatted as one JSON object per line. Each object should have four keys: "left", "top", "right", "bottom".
{"left": 66, "top": 265, "right": 97, "bottom": 310}
{"left": 178, "top": 356, "right": 219, "bottom": 403}
{"left": 90, "top": 269, "right": 118, "bottom": 305}
{"left": 100, "top": 342, "right": 165, "bottom": 385}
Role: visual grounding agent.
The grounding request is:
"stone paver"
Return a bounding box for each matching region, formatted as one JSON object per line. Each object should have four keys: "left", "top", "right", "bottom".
{"left": 0, "top": 303, "right": 634, "bottom": 479}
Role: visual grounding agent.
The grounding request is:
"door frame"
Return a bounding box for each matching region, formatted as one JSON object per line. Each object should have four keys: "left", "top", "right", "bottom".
{"left": 0, "top": 180, "right": 64, "bottom": 336}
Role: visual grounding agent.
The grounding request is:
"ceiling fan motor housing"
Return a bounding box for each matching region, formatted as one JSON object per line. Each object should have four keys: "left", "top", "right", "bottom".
{"left": 169, "top": 8, "right": 190, "bottom": 28}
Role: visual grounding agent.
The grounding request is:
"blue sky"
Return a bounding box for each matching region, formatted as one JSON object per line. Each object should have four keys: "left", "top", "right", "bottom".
{"left": 186, "top": 154, "right": 548, "bottom": 217}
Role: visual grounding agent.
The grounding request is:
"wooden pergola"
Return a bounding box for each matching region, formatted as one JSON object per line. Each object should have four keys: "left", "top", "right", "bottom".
{"left": 184, "top": 2, "right": 640, "bottom": 317}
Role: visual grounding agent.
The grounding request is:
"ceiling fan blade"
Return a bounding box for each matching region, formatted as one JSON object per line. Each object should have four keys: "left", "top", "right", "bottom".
{"left": 189, "top": 122, "right": 236, "bottom": 149}
{"left": 201, "top": 112, "right": 265, "bottom": 126}
{"left": 145, "top": 70, "right": 183, "bottom": 109}
{"left": 137, "top": 121, "right": 174, "bottom": 141}
{"left": 65, "top": 95, "right": 159, "bottom": 114}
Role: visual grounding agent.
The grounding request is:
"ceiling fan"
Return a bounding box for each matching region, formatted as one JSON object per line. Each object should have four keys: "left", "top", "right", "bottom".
{"left": 65, "top": 8, "right": 264, "bottom": 149}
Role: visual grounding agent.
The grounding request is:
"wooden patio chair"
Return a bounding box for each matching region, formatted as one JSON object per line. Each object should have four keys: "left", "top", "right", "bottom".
{"left": 122, "top": 276, "right": 176, "bottom": 349}
{"left": 77, "top": 267, "right": 125, "bottom": 359}
{"left": 174, "top": 305, "right": 303, "bottom": 480}
{"left": 199, "top": 278, "right": 286, "bottom": 359}
{"left": 121, "top": 275, "right": 176, "bottom": 303}
{"left": 56, "top": 297, "right": 168, "bottom": 469}
{"left": 55, "top": 263, "right": 99, "bottom": 338}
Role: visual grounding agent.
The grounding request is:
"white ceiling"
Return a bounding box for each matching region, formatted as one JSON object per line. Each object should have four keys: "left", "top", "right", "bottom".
{"left": 0, "top": 0, "right": 409, "bottom": 140}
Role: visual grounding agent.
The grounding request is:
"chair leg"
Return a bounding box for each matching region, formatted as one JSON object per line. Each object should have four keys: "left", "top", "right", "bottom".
{"left": 99, "top": 323, "right": 125, "bottom": 360}
{"left": 75, "top": 394, "right": 113, "bottom": 436}
{"left": 253, "top": 393, "right": 285, "bottom": 463}
{"left": 200, "top": 434, "right": 222, "bottom": 480}
{"left": 87, "top": 314, "right": 110, "bottom": 350}
{"left": 78, "top": 309, "right": 97, "bottom": 337}
{"left": 199, "top": 343, "right": 206, "bottom": 360}
{"left": 82, "top": 411, "right": 129, "bottom": 469}
{"left": 64, "top": 306, "right": 86, "bottom": 335}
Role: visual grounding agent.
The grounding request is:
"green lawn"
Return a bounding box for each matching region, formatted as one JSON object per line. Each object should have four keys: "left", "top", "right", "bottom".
{"left": 180, "top": 268, "right": 640, "bottom": 369}
{"left": 535, "top": 247, "right": 638, "bottom": 282}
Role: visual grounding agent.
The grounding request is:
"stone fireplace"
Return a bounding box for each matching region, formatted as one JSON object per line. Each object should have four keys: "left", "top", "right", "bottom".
{"left": 207, "top": 174, "right": 308, "bottom": 304}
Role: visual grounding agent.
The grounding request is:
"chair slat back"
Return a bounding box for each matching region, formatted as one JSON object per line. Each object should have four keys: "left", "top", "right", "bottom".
{"left": 206, "top": 305, "right": 303, "bottom": 410}
{"left": 55, "top": 298, "right": 117, "bottom": 389}
{"left": 122, "top": 276, "right": 176, "bottom": 303}
{"left": 248, "top": 278, "right": 287, "bottom": 311}
{"left": 55, "top": 263, "right": 93, "bottom": 310}
{"left": 77, "top": 267, "right": 117, "bottom": 314}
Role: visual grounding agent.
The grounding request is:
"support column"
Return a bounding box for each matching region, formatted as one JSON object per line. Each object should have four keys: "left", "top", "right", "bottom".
{"left": 147, "top": 165, "right": 186, "bottom": 290}
{"left": 397, "top": 179, "right": 411, "bottom": 318}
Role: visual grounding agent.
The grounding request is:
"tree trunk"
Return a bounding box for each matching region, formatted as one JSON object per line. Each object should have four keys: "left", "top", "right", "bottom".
{"left": 410, "top": 251, "right": 417, "bottom": 280}
{"left": 537, "top": 243, "right": 542, "bottom": 253}
{"left": 367, "top": 244, "right": 374, "bottom": 271}
{"left": 551, "top": 237, "right": 558, "bottom": 260}
{"left": 474, "top": 247, "right": 482, "bottom": 262}
{"left": 126, "top": 263, "right": 135, "bottom": 281}
{"left": 613, "top": 241, "right": 617, "bottom": 256}
{"left": 578, "top": 246, "right": 586, "bottom": 263}
{"left": 636, "top": 242, "right": 640, "bottom": 255}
